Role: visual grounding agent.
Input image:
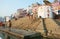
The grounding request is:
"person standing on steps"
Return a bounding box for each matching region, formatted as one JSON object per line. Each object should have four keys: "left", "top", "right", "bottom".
{"left": 8, "top": 20, "right": 12, "bottom": 31}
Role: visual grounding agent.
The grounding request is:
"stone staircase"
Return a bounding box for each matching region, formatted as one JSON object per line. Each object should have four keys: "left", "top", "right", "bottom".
{"left": 10, "top": 17, "right": 44, "bottom": 31}
{"left": 35, "top": 19, "right": 45, "bottom": 35}
{"left": 7, "top": 17, "right": 60, "bottom": 36}
{"left": 44, "top": 19, "right": 60, "bottom": 35}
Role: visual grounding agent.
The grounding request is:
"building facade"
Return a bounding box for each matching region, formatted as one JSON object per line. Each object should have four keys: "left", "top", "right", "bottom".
{"left": 17, "top": 8, "right": 27, "bottom": 18}
{"left": 37, "top": 5, "right": 53, "bottom": 18}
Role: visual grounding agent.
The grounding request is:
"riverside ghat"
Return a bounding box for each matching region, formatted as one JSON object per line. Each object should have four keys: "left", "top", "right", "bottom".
{"left": 0, "top": 0, "right": 60, "bottom": 39}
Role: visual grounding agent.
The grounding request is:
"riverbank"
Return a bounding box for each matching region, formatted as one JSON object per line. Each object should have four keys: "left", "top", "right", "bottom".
{"left": 0, "top": 27, "right": 60, "bottom": 39}
{"left": 5, "top": 16, "right": 60, "bottom": 39}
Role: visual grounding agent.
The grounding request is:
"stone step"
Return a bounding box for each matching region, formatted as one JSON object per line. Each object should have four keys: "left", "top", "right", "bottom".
{"left": 36, "top": 19, "right": 45, "bottom": 35}
{"left": 44, "top": 19, "right": 60, "bottom": 35}
{"left": 45, "top": 19, "right": 59, "bottom": 31}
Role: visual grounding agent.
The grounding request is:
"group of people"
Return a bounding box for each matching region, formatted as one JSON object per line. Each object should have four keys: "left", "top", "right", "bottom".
{"left": 27, "top": 5, "right": 54, "bottom": 20}
{"left": 27, "top": 7, "right": 33, "bottom": 20}
{"left": 27, "top": 6, "right": 38, "bottom": 21}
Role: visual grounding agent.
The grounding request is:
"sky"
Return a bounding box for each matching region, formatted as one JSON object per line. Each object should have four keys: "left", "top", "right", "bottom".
{"left": 0, "top": 0, "right": 54, "bottom": 17}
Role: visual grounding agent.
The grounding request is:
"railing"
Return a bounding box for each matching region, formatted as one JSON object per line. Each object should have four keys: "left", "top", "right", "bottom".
{"left": 0, "top": 29, "right": 24, "bottom": 39}
{"left": 0, "top": 27, "right": 42, "bottom": 39}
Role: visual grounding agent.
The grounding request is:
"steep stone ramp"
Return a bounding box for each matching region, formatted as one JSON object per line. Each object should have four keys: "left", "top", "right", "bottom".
{"left": 35, "top": 19, "right": 45, "bottom": 35}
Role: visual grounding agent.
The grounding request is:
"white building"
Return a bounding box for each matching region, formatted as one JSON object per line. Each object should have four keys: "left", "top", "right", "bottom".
{"left": 5, "top": 16, "right": 10, "bottom": 22}
{"left": 37, "top": 5, "right": 54, "bottom": 18}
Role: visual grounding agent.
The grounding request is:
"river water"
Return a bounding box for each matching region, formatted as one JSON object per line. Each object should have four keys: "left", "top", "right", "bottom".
{"left": 0, "top": 32, "right": 55, "bottom": 39}
{"left": 0, "top": 33, "right": 5, "bottom": 39}
{"left": 0, "top": 32, "right": 18, "bottom": 39}
{"left": 0, "top": 32, "right": 45, "bottom": 39}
